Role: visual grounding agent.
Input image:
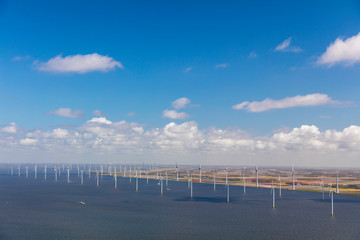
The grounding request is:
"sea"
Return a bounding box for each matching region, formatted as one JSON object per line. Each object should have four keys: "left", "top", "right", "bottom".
{"left": 0, "top": 169, "right": 359, "bottom": 240}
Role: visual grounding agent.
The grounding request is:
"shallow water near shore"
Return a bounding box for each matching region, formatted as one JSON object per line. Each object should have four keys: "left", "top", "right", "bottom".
{"left": 0, "top": 171, "right": 360, "bottom": 240}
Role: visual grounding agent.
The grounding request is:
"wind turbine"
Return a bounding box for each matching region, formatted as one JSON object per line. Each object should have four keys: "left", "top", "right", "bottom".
{"left": 54, "top": 168, "right": 58, "bottom": 182}
{"left": 198, "top": 165, "right": 201, "bottom": 183}
{"left": 18, "top": 165, "right": 20, "bottom": 177}
{"left": 291, "top": 164, "right": 295, "bottom": 190}
{"left": 44, "top": 164, "right": 47, "bottom": 180}
{"left": 255, "top": 165, "right": 259, "bottom": 187}
{"left": 10, "top": 166, "right": 13, "bottom": 176}
{"left": 96, "top": 171, "right": 99, "bottom": 187}
{"left": 129, "top": 165, "right": 132, "bottom": 182}
{"left": 146, "top": 169, "right": 149, "bottom": 184}
{"left": 336, "top": 173, "right": 339, "bottom": 194}
{"left": 176, "top": 163, "right": 179, "bottom": 181}
{"left": 34, "top": 164, "right": 37, "bottom": 179}
{"left": 77, "top": 165, "right": 80, "bottom": 178}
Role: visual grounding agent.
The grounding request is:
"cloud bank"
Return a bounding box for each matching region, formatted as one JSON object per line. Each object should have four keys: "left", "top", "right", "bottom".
{"left": 37, "top": 53, "right": 123, "bottom": 73}
{"left": 233, "top": 94, "right": 338, "bottom": 112}
{"left": 1, "top": 118, "right": 360, "bottom": 166}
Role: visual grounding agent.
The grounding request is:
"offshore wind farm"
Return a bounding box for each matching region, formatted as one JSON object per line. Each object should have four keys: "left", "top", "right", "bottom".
{"left": 1, "top": 163, "right": 360, "bottom": 239}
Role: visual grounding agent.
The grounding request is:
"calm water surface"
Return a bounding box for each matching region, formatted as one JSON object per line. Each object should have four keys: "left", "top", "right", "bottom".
{"left": 0, "top": 171, "right": 359, "bottom": 240}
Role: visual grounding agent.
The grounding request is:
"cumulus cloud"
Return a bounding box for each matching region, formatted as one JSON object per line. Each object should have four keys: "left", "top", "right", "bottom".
{"left": 171, "top": 97, "right": 191, "bottom": 109}
{"left": 162, "top": 110, "right": 189, "bottom": 119}
{"left": 92, "top": 110, "right": 105, "bottom": 117}
{"left": 275, "top": 37, "right": 302, "bottom": 52}
{"left": 232, "top": 94, "right": 339, "bottom": 112}
{"left": 36, "top": 53, "right": 123, "bottom": 73}
{"left": 47, "top": 108, "right": 84, "bottom": 119}
{"left": 215, "top": 63, "right": 228, "bottom": 69}
{"left": 317, "top": 32, "right": 360, "bottom": 66}
{"left": 1, "top": 122, "right": 17, "bottom": 133}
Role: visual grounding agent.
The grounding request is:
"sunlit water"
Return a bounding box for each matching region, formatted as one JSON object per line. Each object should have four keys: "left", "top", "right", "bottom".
{"left": 0, "top": 171, "right": 360, "bottom": 240}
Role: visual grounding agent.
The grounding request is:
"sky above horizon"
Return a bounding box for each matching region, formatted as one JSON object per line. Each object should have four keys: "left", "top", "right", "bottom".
{"left": 1, "top": 0, "right": 360, "bottom": 167}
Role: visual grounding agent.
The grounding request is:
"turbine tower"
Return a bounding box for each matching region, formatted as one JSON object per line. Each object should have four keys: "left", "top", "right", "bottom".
{"left": 80, "top": 170, "right": 84, "bottom": 185}
{"left": 67, "top": 167, "right": 70, "bottom": 183}
{"left": 321, "top": 178, "right": 325, "bottom": 201}
{"left": 336, "top": 173, "right": 339, "bottom": 194}
{"left": 10, "top": 166, "right": 13, "bottom": 176}
{"left": 226, "top": 182, "right": 230, "bottom": 203}
{"left": 96, "top": 171, "right": 99, "bottom": 187}
{"left": 176, "top": 163, "right": 179, "bottom": 181}
{"left": 25, "top": 166, "right": 28, "bottom": 178}
{"left": 272, "top": 184, "right": 276, "bottom": 208}
{"left": 114, "top": 167, "right": 117, "bottom": 189}
{"left": 54, "top": 168, "right": 58, "bottom": 182}
{"left": 213, "top": 171, "right": 216, "bottom": 191}
{"left": 279, "top": 175, "right": 282, "bottom": 198}
{"left": 225, "top": 167, "right": 228, "bottom": 185}
{"left": 190, "top": 175, "right": 193, "bottom": 198}
{"left": 44, "top": 164, "right": 47, "bottom": 180}
{"left": 198, "top": 165, "right": 201, "bottom": 183}
{"left": 291, "top": 164, "right": 295, "bottom": 190}
{"left": 18, "top": 165, "right": 20, "bottom": 177}
{"left": 34, "top": 165, "right": 37, "bottom": 179}
{"left": 255, "top": 165, "right": 259, "bottom": 187}
{"left": 329, "top": 189, "right": 334, "bottom": 216}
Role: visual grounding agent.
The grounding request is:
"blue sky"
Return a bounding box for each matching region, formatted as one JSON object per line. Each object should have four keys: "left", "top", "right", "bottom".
{"left": 1, "top": 1, "right": 360, "bottom": 166}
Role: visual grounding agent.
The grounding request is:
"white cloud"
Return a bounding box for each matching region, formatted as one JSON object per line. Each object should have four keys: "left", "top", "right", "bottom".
{"left": 92, "top": 110, "right": 105, "bottom": 117}
{"left": 47, "top": 108, "right": 84, "bottom": 119}
{"left": 171, "top": 97, "right": 191, "bottom": 109}
{"left": 162, "top": 109, "right": 189, "bottom": 119}
{"left": 317, "top": 32, "right": 360, "bottom": 66}
{"left": 215, "top": 63, "right": 228, "bottom": 69}
{"left": 1, "top": 123, "right": 17, "bottom": 133}
{"left": 233, "top": 94, "right": 338, "bottom": 112}
{"left": 19, "top": 138, "right": 38, "bottom": 145}
{"left": 275, "top": 37, "right": 302, "bottom": 52}
{"left": 184, "top": 67, "right": 192, "bottom": 73}
{"left": 36, "top": 53, "right": 123, "bottom": 73}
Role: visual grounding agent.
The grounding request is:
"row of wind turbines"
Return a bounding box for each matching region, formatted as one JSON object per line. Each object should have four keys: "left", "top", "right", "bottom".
{"left": 8, "top": 163, "right": 339, "bottom": 216}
